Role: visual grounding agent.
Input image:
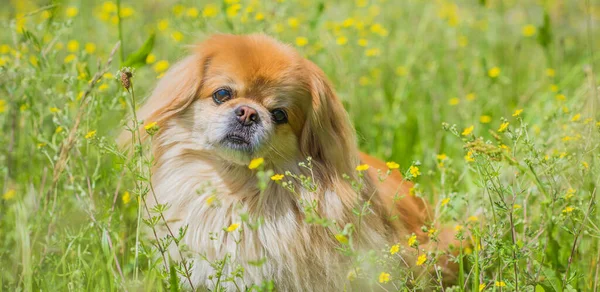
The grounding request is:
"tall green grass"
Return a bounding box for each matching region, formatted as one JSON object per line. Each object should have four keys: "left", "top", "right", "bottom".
{"left": 1, "top": 0, "right": 599, "bottom": 290}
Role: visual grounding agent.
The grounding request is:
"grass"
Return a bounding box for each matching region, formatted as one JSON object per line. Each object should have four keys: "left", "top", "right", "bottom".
{"left": 1, "top": 0, "right": 599, "bottom": 290}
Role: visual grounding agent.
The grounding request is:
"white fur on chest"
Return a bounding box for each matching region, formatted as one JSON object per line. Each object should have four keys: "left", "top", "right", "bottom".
{"left": 149, "top": 150, "right": 367, "bottom": 291}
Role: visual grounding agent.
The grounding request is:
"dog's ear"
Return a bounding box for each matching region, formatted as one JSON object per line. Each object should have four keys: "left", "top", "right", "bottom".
{"left": 300, "top": 60, "right": 360, "bottom": 182}
{"left": 117, "top": 53, "right": 208, "bottom": 146}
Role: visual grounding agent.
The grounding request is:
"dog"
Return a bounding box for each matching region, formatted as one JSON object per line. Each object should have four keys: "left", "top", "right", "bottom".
{"left": 124, "top": 34, "right": 457, "bottom": 290}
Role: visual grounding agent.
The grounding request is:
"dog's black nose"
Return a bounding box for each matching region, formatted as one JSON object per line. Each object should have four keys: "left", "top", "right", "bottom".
{"left": 235, "top": 105, "right": 259, "bottom": 126}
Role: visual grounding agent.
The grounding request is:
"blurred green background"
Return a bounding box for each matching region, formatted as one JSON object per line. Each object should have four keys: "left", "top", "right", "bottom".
{"left": 1, "top": 0, "right": 599, "bottom": 290}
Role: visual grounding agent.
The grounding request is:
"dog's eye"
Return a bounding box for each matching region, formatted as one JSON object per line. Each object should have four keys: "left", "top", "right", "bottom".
{"left": 212, "top": 88, "right": 232, "bottom": 104}
{"left": 271, "top": 109, "right": 288, "bottom": 124}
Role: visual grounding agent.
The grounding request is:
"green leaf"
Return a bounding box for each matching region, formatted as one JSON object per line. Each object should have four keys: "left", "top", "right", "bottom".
{"left": 169, "top": 260, "right": 180, "bottom": 292}
{"left": 535, "top": 284, "right": 546, "bottom": 292}
{"left": 122, "top": 33, "right": 155, "bottom": 68}
{"left": 537, "top": 11, "right": 552, "bottom": 48}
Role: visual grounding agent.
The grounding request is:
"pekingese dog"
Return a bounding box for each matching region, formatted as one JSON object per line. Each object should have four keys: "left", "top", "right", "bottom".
{"left": 127, "top": 34, "right": 457, "bottom": 290}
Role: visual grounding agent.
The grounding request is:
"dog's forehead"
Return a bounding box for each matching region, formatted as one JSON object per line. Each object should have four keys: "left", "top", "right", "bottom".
{"left": 200, "top": 35, "right": 304, "bottom": 85}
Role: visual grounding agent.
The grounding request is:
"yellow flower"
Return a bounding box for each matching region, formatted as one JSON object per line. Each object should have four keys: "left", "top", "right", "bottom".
{"left": 202, "top": 4, "right": 218, "bottom": 18}
{"left": 461, "top": 125, "right": 474, "bottom": 136}
{"left": 495, "top": 281, "right": 506, "bottom": 287}
{"left": 41, "top": 10, "right": 52, "bottom": 19}
{"left": 513, "top": 204, "right": 522, "bottom": 210}
{"left": 571, "top": 113, "right": 581, "bottom": 122}
{"left": 271, "top": 174, "right": 284, "bottom": 181}
{"left": 49, "top": 107, "right": 60, "bottom": 113}
{"left": 66, "top": 6, "right": 79, "bottom": 18}
{"left": 466, "top": 93, "right": 476, "bottom": 100}
{"left": 386, "top": 162, "right": 399, "bottom": 169}
{"left": 395, "top": 66, "right": 408, "bottom": 76}
{"left": 248, "top": 157, "right": 264, "bottom": 169}
{"left": 565, "top": 188, "right": 576, "bottom": 199}
{"left": 498, "top": 122, "right": 509, "bottom": 132}
{"left": 365, "top": 48, "right": 380, "bottom": 57}
{"left": 347, "top": 269, "right": 359, "bottom": 281}
{"left": 357, "top": 38, "right": 368, "bottom": 47}
{"left": 255, "top": 12, "right": 265, "bottom": 21}
{"left": 448, "top": 97, "right": 460, "bottom": 105}
{"left": 2, "top": 189, "right": 16, "bottom": 200}
{"left": 335, "top": 234, "right": 348, "bottom": 244}
{"left": 370, "top": 23, "right": 388, "bottom": 36}
{"left": 342, "top": 17, "right": 355, "bottom": 27}
{"left": 122, "top": 191, "right": 131, "bottom": 204}
{"left": 55, "top": 126, "right": 63, "bottom": 134}
{"left": 468, "top": 216, "right": 478, "bottom": 222}
{"left": 441, "top": 198, "right": 450, "bottom": 206}
{"left": 550, "top": 84, "right": 559, "bottom": 92}
{"left": 407, "top": 234, "right": 417, "bottom": 247}
{"left": 465, "top": 151, "right": 475, "bottom": 162}
{"left": 102, "top": 1, "right": 117, "bottom": 13}
{"left": 428, "top": 228, "right": 438, "bottom": 237}
{"left": 488, "top": 67, "right": 501, "bottom": 78}
{"left": 409, "top": 165, "right": 420, "bottom": 177}
{"left": 562, "top": 206, "right": 574, "bottom": 214}
{"left": 336, "top": 36, "right": 348, "bottom": 46}
{"left": 144, "top": 122, "right": 157, "bottom": 131}
{"left": 378, "top": 272, "right": 390, "bottom": 283}
{"left": 67, "top": 40, "right": 79, "bottom": 52}
{"left": 120, "top": 7, "right": 135, "bottom": 18}
{"left": 355, "top": 164, "right": 369, "bottom": 171}
{"left": 157, "top": 19, "right": 169, "bottom": 31}
{"left": 389, "top": 244, "right": 400, "bottom": 255}
{"left": 29, "top": 55, "right": 38, "bottom": 67}
{"left": 436, "top": 154, "right": 448, "bottom": 161}
{"left": 416, "top": 254, "right": 427, "bottom": 266}
{"left": 0, "top": 99, "right": 6, "bottom": 113}
{"left": 480, "top": 115, "right": 492, "bottom": 123}
{"left": 295, "top": 37, "right": 308, "bottom": 47}
{"left": 103, "top": 72, "right": 114, "bottom": 80}
{"left": 512, "top": 109, "right": 523, "bottom": 117}
{"left": 84, "top": 43, "right": 96, "bottom": 54}
{"left": 206, "top": 195, "right": 216, "bottom": 206}
{"left": 154, "top": 60, "right": 169, "bottom": 73}
{"left": 582, "top": 161, "right": 589, "bottom": 170}
{"left": 145, "top": 53, "right": 156, "bottom": 64}
{"left": 171, "top": 31, "right": 184, "bottom": 42}
{"left": 225, "top": 4, "right": 242, "bottom": 18}
{"left": 186, "top": 7, "right": 199, "bottom": 18}
{"left": 287, "top": 17, "right": 299, "bottom": 28}
{"left": 546, "top": 68, "right": 555, "bottom": 77}
{"left": 172, "top": 4, "right": 185, "bottom": 16}
{"left": 522, "top": 24, "right": 536, "bottom": 37}
{"left": 98, "top": 83, "right": 109, "bottom": 91}
{"left": 85, "top": 130, "right": 97, "bottom": 139}
{"left": 226, "top": 223, "right": 240, "bottom": 232}
{"left": 455, "top": 225, "right": 463, "bottom": 231}
{"left": 0, "top": 44, "right": 10, "bottom": 54}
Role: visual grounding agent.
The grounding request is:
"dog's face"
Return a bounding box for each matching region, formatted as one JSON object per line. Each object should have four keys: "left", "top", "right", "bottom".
{"left": 185, "top": 37, "right": 312, "bottom": 164}
{"left": 134, "top": 34, "right": 358, "bottom": 177}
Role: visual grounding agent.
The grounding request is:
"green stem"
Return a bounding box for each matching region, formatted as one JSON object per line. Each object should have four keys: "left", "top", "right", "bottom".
{"left": 116, "top": 0, "right": 125, "bottom": 63}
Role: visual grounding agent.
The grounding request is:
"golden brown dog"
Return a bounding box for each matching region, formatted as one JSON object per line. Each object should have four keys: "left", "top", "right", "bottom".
{"left": 127, "top": 34, "right": 456, "bottom": 290}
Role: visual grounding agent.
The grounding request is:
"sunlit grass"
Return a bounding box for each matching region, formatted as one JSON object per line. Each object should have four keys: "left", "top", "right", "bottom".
{"left": 1, "top": 0, "right": 599, "bottom": 290}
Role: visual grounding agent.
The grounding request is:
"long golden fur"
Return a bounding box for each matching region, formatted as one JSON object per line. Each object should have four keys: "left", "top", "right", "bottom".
{"left": 125, "top": 34, "right": 456, "bottom": 290}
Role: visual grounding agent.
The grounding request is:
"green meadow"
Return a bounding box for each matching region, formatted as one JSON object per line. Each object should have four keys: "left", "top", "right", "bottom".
{"left": 1, "top": 0, "right": 599, "bottom": 290}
